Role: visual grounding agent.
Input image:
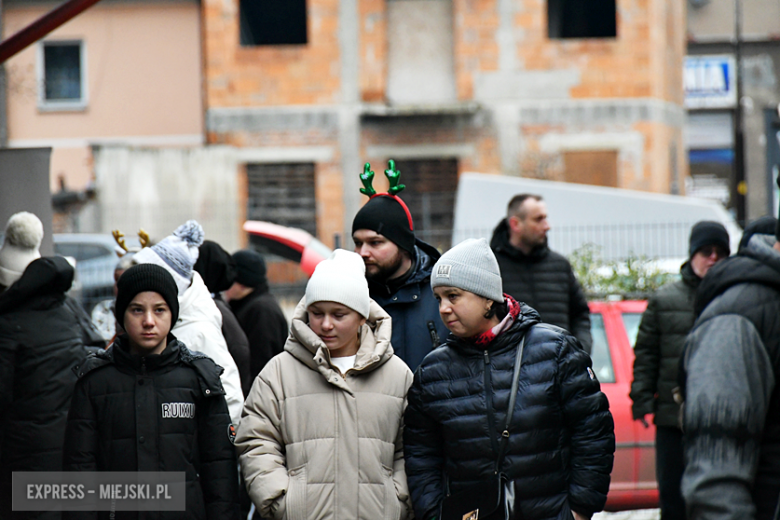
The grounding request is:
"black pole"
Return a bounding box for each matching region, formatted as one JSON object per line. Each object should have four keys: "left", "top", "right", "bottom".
{"left": 733, "top": 0, "right": 746, "bottom": 224}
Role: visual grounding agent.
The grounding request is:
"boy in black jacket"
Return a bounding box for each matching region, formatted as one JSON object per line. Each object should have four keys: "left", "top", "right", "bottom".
{"left": 63, "top": 263, "right": 240, "bottom": 520}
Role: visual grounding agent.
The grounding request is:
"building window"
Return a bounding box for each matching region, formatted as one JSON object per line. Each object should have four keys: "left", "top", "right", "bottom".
{"left": 548, "top": 0, "right": 617, "bottom": 39}
{"left": 392, "top": 158, "right": 459, "bottom": 251}
{"left": 239, "top": 0, "right": 307, "bottom": 46}
{"left": 246, "top": 163, "right": 316, "bottom": 236}
{"left": 39, "top": 41, "right": 86, "bottom": 109}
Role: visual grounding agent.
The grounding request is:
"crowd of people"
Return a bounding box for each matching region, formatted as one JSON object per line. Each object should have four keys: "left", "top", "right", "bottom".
{"left": 1, "top": 165, "right": 778, "bottom": 520}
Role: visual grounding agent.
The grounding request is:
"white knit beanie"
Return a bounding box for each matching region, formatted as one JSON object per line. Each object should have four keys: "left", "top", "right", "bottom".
{"left": 0, "top": 212, "right": 43, "bottom": 288}
{"left": 431, "top": 238, "right": 504, "bottom": 302}
{"left": 133, "top": 220, "right": 204, "bottom": 296}
{"left": 305, "top": 249, "right": 370, "bottom": 318}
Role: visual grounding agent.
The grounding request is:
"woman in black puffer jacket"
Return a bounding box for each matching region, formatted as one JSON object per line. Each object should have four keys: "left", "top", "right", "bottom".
{"left": 404, "top": 239, "right": 615, "bottom": 520}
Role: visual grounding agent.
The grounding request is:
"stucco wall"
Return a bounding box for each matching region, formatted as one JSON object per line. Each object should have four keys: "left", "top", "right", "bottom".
{"left": 4, "top": 0, "right": 204, "bottom": 192}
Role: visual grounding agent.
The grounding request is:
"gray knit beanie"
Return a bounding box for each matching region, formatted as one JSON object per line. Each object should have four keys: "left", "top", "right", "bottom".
{"left": 431, "top": 238, "right": 503, "bottom": 302}
{"left": 305, "top": 249, "right": 370, "bottom": 318}
{"left": 133, "top": 220, "right": 204, "bottom": 296}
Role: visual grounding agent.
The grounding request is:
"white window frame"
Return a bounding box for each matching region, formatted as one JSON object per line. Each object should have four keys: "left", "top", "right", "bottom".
{"left": 37, "top": 39, "right": 88, "bottom": 112}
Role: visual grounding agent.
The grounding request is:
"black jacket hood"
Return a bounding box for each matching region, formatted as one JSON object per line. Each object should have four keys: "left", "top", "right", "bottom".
{"left": 490, "top": 218, "right": 549, "bottom": 262}
{"left": 0, "top": 256, "right": 73, "bottom": 314}
{"left": 695, "top": 234, "right": 780, "bottom": 317}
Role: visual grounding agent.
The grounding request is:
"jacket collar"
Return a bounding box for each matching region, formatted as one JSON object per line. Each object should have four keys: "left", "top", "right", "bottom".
{"left": 489, "top": 218, "right": 549, "bottom": 262}
{"left": 75, "top": 334, "right": 225, "bottom": 397}
{"left": 285, "top": 297, "right": 395, "bottom": 393}
{"left": 680, "top": 260, "right": 701, "bottom": 289}
{"left": 366, "top": 238, "right": 441, "bottom": 298}
{"left": 447, "top": 302, "right": 541, "bottom": 357}
{"left": 229, "top": 282, "right": 270, "bottom": 313}
{"left": 111, "top": 333, "right": 181, "bottom": 372}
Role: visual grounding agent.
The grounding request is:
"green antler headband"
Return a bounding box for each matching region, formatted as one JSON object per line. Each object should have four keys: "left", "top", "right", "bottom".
{"left": 359, "top": 163, "right": 376, "bottom": 197}
{"left": 358, "top": 160, "right": 407, "bottom": 199}
{"left": 384, "top": 160, "right": 406, "bottom": 195}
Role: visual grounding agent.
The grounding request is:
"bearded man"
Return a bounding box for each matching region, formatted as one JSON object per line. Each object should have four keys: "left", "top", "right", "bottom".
{"left": 352, "top": 192, "right": 448, "bottom": 371}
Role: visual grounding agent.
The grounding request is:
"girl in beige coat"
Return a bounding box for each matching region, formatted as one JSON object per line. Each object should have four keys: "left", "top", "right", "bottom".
{"left": 235, "top": 250, "right": 413, "bottom": 520}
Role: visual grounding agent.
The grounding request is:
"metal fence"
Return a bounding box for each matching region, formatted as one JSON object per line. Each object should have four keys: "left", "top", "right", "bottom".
{"left": 451, "top": 221, "right": 711, "bottom": 262}
{"left": 59, "top": 219, "right": 735, "bottom": 326}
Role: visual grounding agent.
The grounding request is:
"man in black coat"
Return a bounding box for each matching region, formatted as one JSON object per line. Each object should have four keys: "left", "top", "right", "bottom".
{"left": 225, "top": 249, "right": 288, "bottom": 382}
{"left": 490, "top": 193, "right": 592, "bottom": 353}
{"left": 631, "top": 221, "right": 730, "bottom": 520}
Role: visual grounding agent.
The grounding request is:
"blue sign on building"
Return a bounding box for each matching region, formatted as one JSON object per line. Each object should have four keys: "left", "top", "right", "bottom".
{"left": 684, "top": 55, "right": 737, "bottom": 109}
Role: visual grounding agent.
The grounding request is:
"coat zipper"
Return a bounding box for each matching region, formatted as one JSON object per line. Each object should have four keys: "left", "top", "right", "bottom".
{"left": 427, "top": 321, "right": 440, "bottom": 348}
{"left": 483, "top": 350, "right": 500, "bottom": 457}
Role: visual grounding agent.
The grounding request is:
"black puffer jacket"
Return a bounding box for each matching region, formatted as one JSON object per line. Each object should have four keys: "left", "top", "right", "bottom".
{"left": 0, "top": 256, "right": 93, "bottom": 520}
{"left": 404, "top": 304, "right": 614, "bottom": 520}
{"left": 490, "top": 220, "right": 592, "bottom": 353}
{"left": 630, "top": 261, "right": 700, "bottom": 427}
{"left": 368, "top": 239, "right": 449, "bottom": 371}
{"left": 62, "top": 336, "right": 240, "bottom": 520}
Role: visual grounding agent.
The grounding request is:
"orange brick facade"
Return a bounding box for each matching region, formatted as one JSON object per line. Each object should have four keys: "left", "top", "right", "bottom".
{"left": 203, "top": 0, "right": 687, "bottom": 248}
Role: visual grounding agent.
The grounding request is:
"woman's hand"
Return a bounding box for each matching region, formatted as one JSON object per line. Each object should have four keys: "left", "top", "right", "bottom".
{"left": 572, "top": 511, "right": 591, "bottom": 520}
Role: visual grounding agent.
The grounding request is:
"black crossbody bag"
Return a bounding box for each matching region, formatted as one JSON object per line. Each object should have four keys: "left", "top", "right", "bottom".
{"left": 439, "top": 335, "right": 526, "bottom": 520}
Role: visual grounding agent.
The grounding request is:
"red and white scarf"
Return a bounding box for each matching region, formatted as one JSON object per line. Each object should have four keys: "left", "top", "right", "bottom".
{"left": 470, "top": 294, "right": 521, "bottom": 347}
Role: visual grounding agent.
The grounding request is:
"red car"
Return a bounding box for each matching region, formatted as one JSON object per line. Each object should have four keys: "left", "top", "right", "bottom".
{"left": 589, "top": 300, "right": 659, "bottom": 510}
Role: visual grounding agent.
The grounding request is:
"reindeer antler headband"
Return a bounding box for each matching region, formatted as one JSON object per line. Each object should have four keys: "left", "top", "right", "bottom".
{"left": 358, "top": 159, "right": 413, "bottom": 231}
{"left": 112, "top": 228, "right": 151, "bottom": 257}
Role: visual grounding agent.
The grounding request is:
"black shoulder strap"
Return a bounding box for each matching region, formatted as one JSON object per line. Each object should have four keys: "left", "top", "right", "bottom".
{"left": 494, "top": 330, "right": 528, "bottom": 473}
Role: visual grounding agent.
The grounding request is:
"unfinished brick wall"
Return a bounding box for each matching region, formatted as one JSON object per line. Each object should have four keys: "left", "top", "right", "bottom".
{"left": 452, "top": 0, "right": 685, "bottom": 103}
{"left": 203, "top": 0, "right": 341, "bottom": 107}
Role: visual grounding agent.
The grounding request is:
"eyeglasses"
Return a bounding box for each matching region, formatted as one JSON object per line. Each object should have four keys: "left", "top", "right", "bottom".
{"left": 696, "top": 245, "right": 729, "bottom": 259}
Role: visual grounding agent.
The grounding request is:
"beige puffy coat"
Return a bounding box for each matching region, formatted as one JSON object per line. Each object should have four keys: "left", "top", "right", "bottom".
{"left": 236, "top": 298, "right": 414, "bottom": 520}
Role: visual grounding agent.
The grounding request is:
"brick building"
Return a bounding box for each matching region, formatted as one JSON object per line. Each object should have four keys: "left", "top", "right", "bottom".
{"left": 203, "top": 0, "right": 687, "bottom": 250}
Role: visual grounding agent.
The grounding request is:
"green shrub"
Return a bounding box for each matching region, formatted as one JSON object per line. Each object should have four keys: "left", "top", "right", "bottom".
{"left": 569, "top": 243, "right": 678, "bottom": 300}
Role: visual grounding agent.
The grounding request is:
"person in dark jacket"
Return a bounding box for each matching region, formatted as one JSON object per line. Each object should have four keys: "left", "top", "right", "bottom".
{"left": 225, "top": 249, "right": 288, "bottom": 382}
{"left": 62, "top": 263, "right": 240, "bottom": 520}
{"left": 194, "top": 240, "right": 252, "bottom": 396}
{"left": 0, "top": 256, "right": 96, "bottom": 520}
{"left": 404, "top": 238, "right": 614, "bottom": 520}
{"left": 630, "top": 220, "right": 730, "bottom": 520}
{"left": 490, "top": 194, "right": 592, "bottom": 353}
{"left": 351, "top": 161, "right": 449, "bottom": 371}
{"left": 678, "top": 209, "right": 780, "bottom": 520}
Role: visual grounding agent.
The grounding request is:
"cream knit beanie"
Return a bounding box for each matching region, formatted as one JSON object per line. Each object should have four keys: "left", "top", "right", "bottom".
{"left": 0, "top": 212, "right": 43, "bottom": 288}
{"left": 305, "top": 249, "right": 370, "bottom": 318}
